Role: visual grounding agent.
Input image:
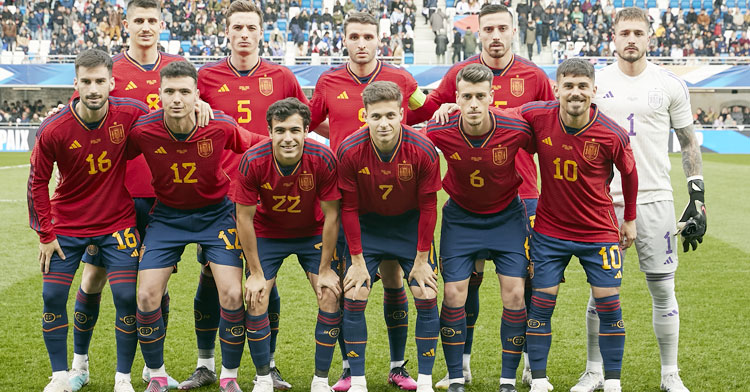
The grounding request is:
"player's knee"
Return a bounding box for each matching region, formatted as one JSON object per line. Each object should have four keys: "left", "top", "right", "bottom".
{"left": 645, "top": 274, "right": 675, "bottom": 300}
{"left": 591, "top": 285, "right": 620, "bottom": 299}
{"left": 317, "top": 288, "right": 340, "bottom": 312}
{"left": 111, "top": 284, "right": 136, "bottom": 310}
{"left": 344, "top": 286, "right": 370, "bottom": 301}
{"left": 379, "top": 260, "right": 404, "bottom": 288}
{"left": 501, "top": 282, "right": 526, "bottom": 309}
{"left": 217, "top": 285, "right": 243, "bottom": 309}
{"left": 442, "top": 282, "right": 468, "bottom": 307}
{"left": 80, "top": 265, "right": 107, "bottom": 293}
{"left": 410, "top": 285, "right": 437, "bottom": 300}
{"left": 137, "top": 287, "right": 162, "bottom": 312}
{"left": 43, "top": 284, "right": 69, "bottom": 308}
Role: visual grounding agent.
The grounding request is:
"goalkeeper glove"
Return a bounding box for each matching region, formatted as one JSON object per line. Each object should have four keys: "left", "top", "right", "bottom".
{"left": 676, "top": 178, "right": 707, "bottom": 252}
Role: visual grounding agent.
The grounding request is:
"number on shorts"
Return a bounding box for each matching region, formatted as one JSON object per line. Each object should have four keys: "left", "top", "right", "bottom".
{"left": 664, "top": 231, "right": 672, "bottom": 254}
{"left": 599, "top": 245, "right": 622, "bottom": 270}
{"left": 218, "top": 228, "right": 241, "bottom": 250}
{"left": 112, "top": 228, "right": 138, "bottom": 249}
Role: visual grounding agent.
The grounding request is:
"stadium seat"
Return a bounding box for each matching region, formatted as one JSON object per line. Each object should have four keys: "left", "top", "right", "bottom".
{"left": 28, "top": 40, "right": 40, "bottom": 54}
{"left": 680, "top": 0, "right": 689, "bottom": 8}
{"left": 647, "top": 0, "right": 657, "bottom": 7}
{"left": 12, "top": 50, "right": 25, "bottom": 64}
{"left": 623, "top": 0, "right": 633, "bottom": 7}
{"left": 168, "top": 40, "right": 181, "bottom": 55}
{"left": 160, "top": 31, "right": 170, "bottom": 41}
{"left": 278, "top": 20, "right": 287, "bottom": 31}
{"left": 669, "top": 0, "right": 679, "bottom": 7}
{"left": 404, "top": 53, "right": 414, "bottom": 64}
{"left": 740, "top": 1, "right": 747, "bottom": 9}
{"left": 613, "top": 0, "right": 623, "bottom": 7}
{"left": 312, "top": 0, "right": 323, "bottom": 8}
{"left": 1, "top": 51, "right": 12, "bottom": 64}
{"left": 446, "top": 0, "right": 455, "bottom": 6}
{"left": 265, "top": 31, "right": 271, "bottom": 41}
{"left": 301, "top": 0, "right": 311, "bottom": 8}
{"left": 181, "top": 40, "right": 191, "bottom": 54}
{"left": 39, "top": 40, "right": 50, "bottom": 56}
{"left": 635, "top": 0, "right": 645, "bottom": 8}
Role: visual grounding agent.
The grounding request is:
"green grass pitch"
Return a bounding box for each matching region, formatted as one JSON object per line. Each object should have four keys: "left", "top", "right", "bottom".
{"left": 0, "top": 152, "right": 748, "bottom": 391}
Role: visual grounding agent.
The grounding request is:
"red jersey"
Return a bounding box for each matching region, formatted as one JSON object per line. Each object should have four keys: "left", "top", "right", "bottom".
{"left": 234, "top": 139, "right": 340, "bottom": 238}
{"left": 197, "top": 57, "right": 309, "bottom": 200}
{"left": 28, "top": 97, "right": 149, "bottom": 242}
{"left": 425, "top": 107, "right": 533, "bottom": 214}
{"left": 337, "top": 125, "right": 442, "bottom": 254}
{"left": 520, "top": 101, "right": 638, "bottom": 243}
{"left": 309, "top": 60, "right": 420, "bottom": 151}
{"left": 128, "top": 110, "right": 264, "bottom": 210}
{"left": 414, "top": 54, "right": 555, "bottom": 200}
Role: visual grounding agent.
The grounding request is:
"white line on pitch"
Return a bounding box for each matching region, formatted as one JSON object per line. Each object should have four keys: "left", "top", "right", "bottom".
{"left": 0, "top": 164, "right": 30, "bottom": 170}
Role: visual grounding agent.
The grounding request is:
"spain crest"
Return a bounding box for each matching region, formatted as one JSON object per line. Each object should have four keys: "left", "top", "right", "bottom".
{"left": 197, "top": 139, "right": 213, "bottom": 158}
{"left": 510, "top": 77, "right": 525, "bottom": 97}
{"left": 259, "top": 77, "right": 273, "bottom": 96}
{"left": 398, "top": 163, "right": 413, "bottom": 181}
{"left": 492, "top": 147, "right": 508, "bottom": 166}
{"left": 648, "top": 89, "right": 663, "bottom": 109}
{"left": 109, "top": 123, "right": 125, "bottom": 144}
{"left": 298, "top": 173, "right": 315, "bottom": 191}
{"left": 583, "top": 140, "right": 600, "bottom": 161}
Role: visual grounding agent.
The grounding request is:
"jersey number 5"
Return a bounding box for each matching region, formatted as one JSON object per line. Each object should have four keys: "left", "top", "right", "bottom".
{"left": 237, "top": 100, "right": 252, "bottom": 123}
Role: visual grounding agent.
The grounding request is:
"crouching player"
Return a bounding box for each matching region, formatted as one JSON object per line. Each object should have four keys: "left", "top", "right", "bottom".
{"left": 337, "top": 81, "right": 442, "bottom": 392}
{"left": 128, "top": 61, "right": 263, "bottom": 392}
{"left": 519, "top": 59, "right": 638, "bottom": 392}
{"left": 28, "top": 49, "right": 149, "bottom": 392}
{"left": 235, "top": 98, "right": 342, "bottom": 392}
{"left": 425, "top": 64, "right": 533, "bottom": 392}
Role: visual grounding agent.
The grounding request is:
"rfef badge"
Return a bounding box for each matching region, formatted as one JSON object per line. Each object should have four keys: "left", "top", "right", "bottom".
{"left": 259, "top": 77, "right": 273, "bottom": 96}
{"left": 197, "top": 139, "right": 213, "bottom": 158}
{"left": 109, "top": 123, "right": 125, "bottom": 144}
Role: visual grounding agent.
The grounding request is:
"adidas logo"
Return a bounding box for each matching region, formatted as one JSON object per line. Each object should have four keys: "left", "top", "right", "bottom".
{"left": 664, "top": 256, "right": 674, "bottom": 265}
{"left": 602, "top": 91, "right": 614, "bottom": 98}
{"left": 130, "top": 249, "right": 139, "bottom": 257}
{"left": 218, "top": 84, "right": 230, "bottom": 93}
{"left": 261, "top": 182, "right": 273, "bottom": 190}
{"left": 614, "top": 270, "right": 622, "bottom": 279}
{"left": 154, "top": 147, "right": 167, "bottom": 154}
{"left": 346, "top": 351, "right": 359, "bottom": 358}
{"left": 69, "top": 140, "right": 82, "bottom": 149}
{"left": 358, "top": 167, "right": 370, "bottom": 175}
{"left": 542, "top": 137, "right": 552, "bottom": 146}
{"left": 662, "top": 309, "right": 679, "bottom": 317}
{"left": 422, "top": 348, "right": 435, "bottom": 357}
{"left": 337, "top": 91, "right": 349, "bottom": 99}
{"left": 449, "top": 152, "right": 461, "bottom": 160}
{"left": 125, "top": 81, "right": 137, "bottom": 91}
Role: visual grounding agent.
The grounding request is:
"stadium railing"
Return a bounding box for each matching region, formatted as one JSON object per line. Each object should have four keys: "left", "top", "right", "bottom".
{"left": 6, "top": 54, "right": 406, "bottom": 66}
{"left": 562, "top": 56, "right": 750, "bottom": 65}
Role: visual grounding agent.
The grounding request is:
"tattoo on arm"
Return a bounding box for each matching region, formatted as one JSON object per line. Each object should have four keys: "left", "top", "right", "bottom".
{"left": 674, "top": 124, "right": 703, "bottom": 178}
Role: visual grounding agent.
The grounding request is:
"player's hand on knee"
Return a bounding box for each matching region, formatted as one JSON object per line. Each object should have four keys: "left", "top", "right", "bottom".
{"left": 316, "top": 268, "right": 342, "bottom": 299}
{"left": 677, "top": 178, "right": 707, "bottom": 252}
{"left": 39, "top": 239, "right": 65, "bottom": 274}
{"left": 195, "top": 99, "right": 214, "bottom": 127}
{"left": 343, "top": 262, "right": 370, "bottom": 298}
{"left": 409, "top": 257, "right": 438, "bottom": 294}
{"left": 431, "top": 103, "right": 460, "bottom": 124}
{"left": 245, "top": 273, "right": 267, "bottom": 310}
{"left": 619, "top": 220, "right": 636, "bottom": 249}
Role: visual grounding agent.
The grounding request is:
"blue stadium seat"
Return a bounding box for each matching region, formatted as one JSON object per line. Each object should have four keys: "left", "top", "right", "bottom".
{"left": 312, "top": 0, "right": 322, "bottom": 8}
{"left": 623, "top": 0, "right": 633, "bottom": 7}
{"left": 648, "top": 0, "right": 657, "bottom": 7}
{"left": 404, "top": 53, "right": 414, "bottom": 64}
{"left": 304, "top": 31, "right": 309, "bottom": 41}
{"left": 180, "top": 40, "right": 191, "bottom": 53}
{"left": 264, "top": 31, "right": 271, "bottom": 41}
{"left": 446, "top": 0, "right": 455, "bottom": 6}
{"left": 159, "top": 31, "right": 170, "bottom": 41}
{"left": 635, "top": 0, "right": 645, "bottom": 8}
{"left": 691, "top": 0, "right": 701, "bottom": 8}
{"left": 278, "top": 20, "right": 287, "bottom": 31}
{"left": 680, "top": 0, "right": 690, "bottom": 9}
{"left": 613, "top": 0, "right": 623, "bottom": 7}
{"left": 726, "top": 0, "right": 735, "bottom": 7}
{"left": 301, "top": 0, "right": 311, "bottom": 7}
{"left": 740, "top": 1, "right": 747, "bottom": 9}
{"left": 669, "top": 0, "right": 679, "bottom": 7}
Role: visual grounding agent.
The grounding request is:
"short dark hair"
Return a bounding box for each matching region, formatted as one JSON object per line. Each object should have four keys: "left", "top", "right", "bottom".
{"left": 556, "top": 58, "right": 595, "bottom": 82}
{"left": 613, "top": 7, "right": 650, "bottom": 30}
{"left": 126, "top": 0, "right": 160, "bottom": 14}
{"left": 75, "top": 49, "right": 113, "bottom": 75}
{"left": 266, "top": 98, "right": 311, "bottom": 130}
{"left": 478, "top": 4, "right": 512, "bottom": 25}
{"left": 362, "top": 81, "right": 402, "bottom": 108}
{"left": 226, "top": 0, "right": 264, "bottom": 27}
{"left": 456, "top": 63, "right": 493, "bottom": 89}
{"left": 344, "top": 12, "right": 379, "bottom": 35}
{"left": 160, "top": 61, "right": 198, "bottom": 83}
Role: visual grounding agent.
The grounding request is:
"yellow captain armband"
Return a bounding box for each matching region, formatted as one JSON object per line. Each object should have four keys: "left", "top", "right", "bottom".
{"left": 408, "top": 87, "right": 427, "bottom": 110}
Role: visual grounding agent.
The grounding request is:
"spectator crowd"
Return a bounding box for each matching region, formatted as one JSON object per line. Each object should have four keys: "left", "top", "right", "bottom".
{"left": 695, "top": 105, "right": 750, "bottom": 127}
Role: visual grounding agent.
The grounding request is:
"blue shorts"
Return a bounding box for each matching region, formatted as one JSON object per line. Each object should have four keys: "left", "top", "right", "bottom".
{"left": 139, "top": 198, "right": 243, "bottom": 270}
{"left": 51, "top": 228, "right": 140, "bottom": 274}
{"left": 529, "top": 231, "right": 623, "bottom": 289}
{"left": 82, "top": 197, "right": 154, "bottom": 265}
{"left": 345, "top": 210, "right": 437, "bottom": 286}
{"left": 439, "top": 197, "right": 529, "bottom": 282}
{"left": 521, "top": 198, "right": 537, "bottom": 230}
{"left": 248, "top": 235, "right": 344, "bottom": 280}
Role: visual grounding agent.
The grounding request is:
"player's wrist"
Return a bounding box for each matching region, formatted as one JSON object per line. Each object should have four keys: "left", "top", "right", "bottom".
{"left": 686, "top": 178, "right": 705, "bottom": 203}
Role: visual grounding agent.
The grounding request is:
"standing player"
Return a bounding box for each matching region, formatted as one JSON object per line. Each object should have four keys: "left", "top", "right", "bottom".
{"left": 309, "top": 12, "right": 428, "bottom": 391}
{"left": 237, "top": 98, "right": 342, "bottom": 392}
{"left": 519, "top": 59, "right": 638, "bottom": 392}
{"left": 337, "top": 81, "right": 441, "bottom": 392}
{"left": 68, "top": 1, "right": 210, "bottom": 388}
{"left": 572, "top": 8, "right": 705, "bottom": 392}
{"left": 183, "top": 1, "right": 309, "bottom": 389}
{"left": 28, "top": 49, "right": 149, "bottom": 392}
{"left": 411, "top": 5, "right": 555, "bottom": 386}
{"left": 129, "top": 61, "right": 261, "bottom": 392}
{"left": 425, "top": 64, "right": 533, "bottom": 392}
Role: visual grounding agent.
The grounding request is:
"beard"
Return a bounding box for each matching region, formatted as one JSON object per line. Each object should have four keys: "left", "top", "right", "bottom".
{"left": 81, "top": 95, "right": 107, "bottom": 111}
{"left": 618, "top": 47, "right": 646, "bottom": 63}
